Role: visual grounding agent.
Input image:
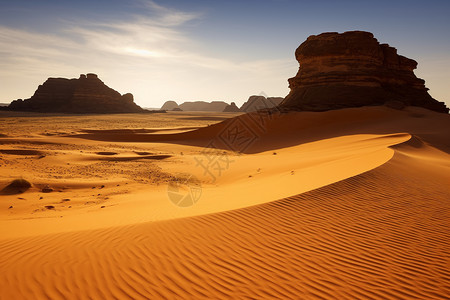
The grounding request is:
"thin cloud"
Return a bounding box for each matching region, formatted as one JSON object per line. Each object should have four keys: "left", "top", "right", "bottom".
{"left": 0, "top": 1, "right": 293, "bottom": 105}
{"left": 0, "top": 1, "right": 289, "bottom": 72}
{"left": 140, "top": 0, "right": 202, "bottom": 26}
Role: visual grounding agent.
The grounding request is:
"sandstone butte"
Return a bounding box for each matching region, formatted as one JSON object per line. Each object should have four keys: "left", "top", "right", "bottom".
{"left": 7, "top": 73, "right": 144, "bottom": 114}
{"left": 279, "top": 31, "right": 449, "bottom": 113}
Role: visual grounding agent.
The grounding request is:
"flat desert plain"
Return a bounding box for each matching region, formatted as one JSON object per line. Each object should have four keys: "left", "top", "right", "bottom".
{"left": 0, "top": 106, "right": 449, "bottom": 299}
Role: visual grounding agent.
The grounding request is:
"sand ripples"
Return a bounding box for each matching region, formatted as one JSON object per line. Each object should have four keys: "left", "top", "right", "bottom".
{"left": 1, "top": 152, "right": 449, "bottom": 299}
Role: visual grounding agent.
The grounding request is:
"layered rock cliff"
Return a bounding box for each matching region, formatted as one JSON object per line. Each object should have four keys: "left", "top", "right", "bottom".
{"left": 8, "top": 73, "right": 143, "bottom": 113}
{"left": 279, "top": 31, "right": 449, "bottom": 113}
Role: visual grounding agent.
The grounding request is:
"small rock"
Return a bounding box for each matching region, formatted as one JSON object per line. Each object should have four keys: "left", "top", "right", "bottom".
{"left": 8, "top": 206, "right": 13, "bottom": 209}
{"left": 101, "top": 206, "right": 106, "bottom": 208}
{"left": 41, "top": 185, "right": 53, "bottom": 193}
{"left": 44, "top": 205, "right": 55, "bottom": 210}
{"left": 39, "top": 196, "right": 43, "bottom": 200}
{"left": 62, "top": 199, "right": 70, "bottom": 202}
{"left": 100, "top": 185, "right": 105, "bottom": 189}
{"left": 273, "top": 152, "right": 277, "bottom": 155}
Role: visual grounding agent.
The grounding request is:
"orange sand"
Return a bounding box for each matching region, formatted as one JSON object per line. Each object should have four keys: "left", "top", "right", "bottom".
{"left": 0, "top": 107, "right": 449, "bottom": 299}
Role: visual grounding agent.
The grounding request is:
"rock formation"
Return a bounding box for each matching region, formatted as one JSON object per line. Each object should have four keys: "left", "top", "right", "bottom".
{"left": 7, "top": 73, "right": 144, "bottom": 113}
{"left": 279, "top": 31, "right": 449, "bottom": 113}
{"left": 223, "top": 102, "right": 241, "bottom": 112}
{"left": 240, "top": 96, "right": 284, "bottom": 112}
{"left": 179, "top": 101, "right": 228, "bottom": 112}
{"left": 161, "top": 101, "right": 180, "bottom": 111}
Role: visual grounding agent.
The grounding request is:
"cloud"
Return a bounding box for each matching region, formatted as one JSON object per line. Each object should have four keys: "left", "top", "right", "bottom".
{"left": 139, "top": 0, "right": 202, "bottom": 26}
{"left": 0, "top": 0, "right": 293, "bottom": 105}
{"left": 0, "top": 1, "right": 199, "bottom": 65}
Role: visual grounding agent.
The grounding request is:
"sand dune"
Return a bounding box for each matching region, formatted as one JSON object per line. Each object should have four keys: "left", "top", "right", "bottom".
{"left": 0, "top": 138, "right": 448, "bottom": 299}
{"left": 64, "top": 106, "right": 450, "bottom": 154}
{"left": 0, "top": 132, "right": 410, "bottom": 238}
{"left": 0, "top": 107, "right": 449, "bottom": 299}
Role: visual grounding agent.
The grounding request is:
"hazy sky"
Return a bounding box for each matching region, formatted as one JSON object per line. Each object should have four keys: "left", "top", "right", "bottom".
{"left": 1, "top": 0, "right": 449, "bottom": 108}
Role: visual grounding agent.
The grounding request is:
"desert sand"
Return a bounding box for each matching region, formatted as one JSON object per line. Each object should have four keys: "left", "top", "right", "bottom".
{"left": 0, "top": 106, "right": 449, "bottom": 299}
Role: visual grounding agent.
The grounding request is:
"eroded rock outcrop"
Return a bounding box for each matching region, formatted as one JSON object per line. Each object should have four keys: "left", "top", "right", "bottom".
{"left": 223, "top": 102, "right": 241, "bottom": 112}
{"left": 279, "top": 31, "right": 449, "bottom": 113}
{"left": 8, "top": 73, "right": 144, "bottom": 113}
{"left": 161, "top": 101, "right": 180, "bottom": 111}
{"left": 240, "top": 96, "right": 284, "bottom": 112}
{"left": 179, "top": 101, "right": 228, "bottom": 112}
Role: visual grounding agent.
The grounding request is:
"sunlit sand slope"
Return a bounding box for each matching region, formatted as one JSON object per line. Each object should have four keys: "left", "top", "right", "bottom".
{"left": 0, "top": 137, "right": 448, "bottom": 299}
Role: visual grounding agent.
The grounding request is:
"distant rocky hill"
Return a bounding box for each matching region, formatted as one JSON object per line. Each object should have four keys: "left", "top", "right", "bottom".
{"left": 160, "top": 101, "right": 180, "bottom": 111}
{"left": 223, "top": 102, "right": 241, "bottom": 112}
{"left": 179, "top": 101, "right": 228, "bottom": 112}
{"left": 160, "top": 98, "right": 283, "bottom": 112}
{"left": 240, "top": 96, "right": 284, "bottom": 112}
{"left": 6, "top": 73, "right": 144, "bottom": 113}
{"left": 279, "top": 31, "right": 449, "bottom": 113}
{"left": 160, "top": 101, "right": 230, "bottom": 112}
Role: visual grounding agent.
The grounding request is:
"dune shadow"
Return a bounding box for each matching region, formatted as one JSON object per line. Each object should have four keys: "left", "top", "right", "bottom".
{"left": 66, "top": 108, "right": 450, "bottom": 154}
{"left": 93, "top": 155, "right": 171, "bottom": 161}
{"left": 0, "top": 140, "right": 61, "bottom": 146}
{"left": 0, "top": 179, "right": 32, "bottom": 195}
{"left": 96, "top": 151, "right": 118, "bottom": 156}
{"left": 0, "top": 149, "right": 44, "bottom": 155}
{"left": 181, "top": 116, "right": 231, "bottom": 121}
{"left": 81, "top": 127, "right": 200, "bottom": 135}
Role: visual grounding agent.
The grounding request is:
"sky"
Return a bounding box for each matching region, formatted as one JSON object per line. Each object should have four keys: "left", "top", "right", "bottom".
{"left": 1, "top": 0, "right": 449, "bottom": 108}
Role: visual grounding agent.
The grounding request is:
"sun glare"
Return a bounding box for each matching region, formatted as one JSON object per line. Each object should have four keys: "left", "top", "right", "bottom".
{"left": 124, "top": 47, "right": 163, "bottom": 57}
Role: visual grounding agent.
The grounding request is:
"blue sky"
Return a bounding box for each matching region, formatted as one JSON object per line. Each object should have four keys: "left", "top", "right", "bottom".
{"left": 1, "top": 0, "right": 449, "bottom": 108}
